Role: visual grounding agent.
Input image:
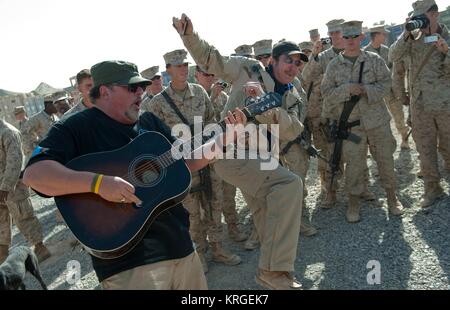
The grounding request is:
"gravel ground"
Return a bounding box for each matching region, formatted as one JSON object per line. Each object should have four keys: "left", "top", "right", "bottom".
{"left": 18, "top": 117, "right": 450, "bottom": 290}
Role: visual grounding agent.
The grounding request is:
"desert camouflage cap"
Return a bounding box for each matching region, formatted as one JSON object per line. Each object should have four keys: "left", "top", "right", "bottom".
{"left": 234, "top": 44, "right": 254, "bottom": 57}
{"left": 13, "top": 106, "right": 25, "bottom": 115}
{"left": 253, "top": 40, "right": 273, "bottom": 57}
{"left": 141, "top": 66, "right": 161, "bottom": 80}
{"left": 164, "top": 49, "right": 189, "bottom": 66}
{"left": 342, "top": 21, "right": 363, "bottom": 37}
{"left": 309, "top": 29, "right": 319, "bottom": 37}
{"left": 369, "top": 25, "right": 390, "bottom": 34}
{"left": 299, "top": 41, "right": 314, "bottom": 51}
{"left": 326, "top": 19, "right": 345, "bottom": 33}
{"left": 411, "top": 0, "right": 436, "bottom": 17}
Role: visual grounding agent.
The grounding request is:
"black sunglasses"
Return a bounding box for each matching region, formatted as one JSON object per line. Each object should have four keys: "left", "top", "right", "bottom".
{"left": 256, "top": 54, "right": 271, "bottom": 61}
{"left": 111, "top": 83, "right": 147, "bottom": 93}
{"left": 343, "top": 35, "right": 360, "bottom": 39}
{"left": 283, "top": 56, "right": 303, "bottom": 67}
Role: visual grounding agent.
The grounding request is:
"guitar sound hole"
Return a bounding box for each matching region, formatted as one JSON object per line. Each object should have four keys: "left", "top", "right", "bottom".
{"left": 134, "top": 160, "right": 161, "bottom": 185}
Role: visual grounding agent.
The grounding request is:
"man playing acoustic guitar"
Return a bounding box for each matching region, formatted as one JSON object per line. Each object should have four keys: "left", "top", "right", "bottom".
{"left": 23, "top": 60, "right": 246, "bottom": 290}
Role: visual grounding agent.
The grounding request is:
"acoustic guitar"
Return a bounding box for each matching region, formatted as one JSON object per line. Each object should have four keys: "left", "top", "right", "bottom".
{"left": 54, "top": 93, "right": 282, "bottom": 259}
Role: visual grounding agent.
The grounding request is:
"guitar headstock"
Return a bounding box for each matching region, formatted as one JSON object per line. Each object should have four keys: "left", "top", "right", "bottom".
{"left": 243, "top": 93, "right": 282, "bottom": 118}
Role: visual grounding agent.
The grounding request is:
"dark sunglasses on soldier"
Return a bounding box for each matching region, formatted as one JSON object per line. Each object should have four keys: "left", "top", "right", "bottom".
{"left": 343, "top": 35, "right": 360, "bottom": 39}
{"left": 201, "top": 72, "right": 215, "bottom": 77}
{"left": 256, "top": 54, "right": 271, "bottom": 61}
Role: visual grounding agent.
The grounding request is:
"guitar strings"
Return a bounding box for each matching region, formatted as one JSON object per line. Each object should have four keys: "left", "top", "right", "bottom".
{"left": 120, "top": 95, "right": 275, "bottom": 182}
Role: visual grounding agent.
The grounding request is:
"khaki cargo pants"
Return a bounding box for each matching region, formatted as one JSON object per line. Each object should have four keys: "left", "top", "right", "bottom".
{"left": 214, "top": 157, "right": 303, "bottom": 272}
{"left": 101, "top": 252, "right": 207, "bottom": 290}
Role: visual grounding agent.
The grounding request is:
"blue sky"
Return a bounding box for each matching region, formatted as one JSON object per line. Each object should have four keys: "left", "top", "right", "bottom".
{"left": 1, "top": 0, "right": 449, "bottom": 92}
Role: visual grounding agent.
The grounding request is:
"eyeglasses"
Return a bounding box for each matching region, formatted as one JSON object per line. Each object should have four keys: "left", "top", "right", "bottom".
{"left": 256, "top": 54, "right": 271, "bottom": 61}
{"left": 111, "top": 83, "right": 147, "bottom": 93}
{"left": 343, "top": 35, "right": 360, "bottom": 40}
{"left": 283, "top": 56, "right": 303, "bottom": 67}
{"left": 150, "top": 76, "right": 161, "bottom": 81}
{"left": 201, "top": 72, "right": 215, "bottom": 77}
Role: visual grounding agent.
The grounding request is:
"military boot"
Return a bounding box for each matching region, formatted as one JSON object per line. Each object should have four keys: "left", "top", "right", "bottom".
{"left": 361, "top": 188, "right": 376, "bottom": 201}
{"left": 386, "top": 190, "right": 404, "bottom": 216}
{"left": 420, "top": 182, "right": 444, "bottom": 208}
{"left": 346, "top": 195, "right": 361, "bottom": 223}
{"left": 228, "top": 223, "right": 248, "bottom": 242}
{"left": 34, "top": 242, "right": 51, "bottom": 263}
{"left": 321, "top": 190, "right": 337, "bottom": 209}
{"left": 300, "top": 221, "right": 317, "bottom": 237}
{"left": 255, "top": 269, "right": 303, "bottom": 290}
{"left": 211, "top": 242, "right": 241, "bottom": 266}
{"left": 244, "top": 227, "right": 259, "bottom": 251}
{"left": 197, "top": 251, "right": 208, "bottom": 274}
{"left": 0, "top": 245, "right": 9, "bottom": 264}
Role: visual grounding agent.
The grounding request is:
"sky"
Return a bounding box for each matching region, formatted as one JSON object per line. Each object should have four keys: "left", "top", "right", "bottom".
{"left": 1, "top": 0, "right": 449, "bottom": 93}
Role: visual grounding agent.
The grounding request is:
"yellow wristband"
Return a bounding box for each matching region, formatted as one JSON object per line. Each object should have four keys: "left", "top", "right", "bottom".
{"left": 94, "top": 174, "right": 104, "bottom": 194}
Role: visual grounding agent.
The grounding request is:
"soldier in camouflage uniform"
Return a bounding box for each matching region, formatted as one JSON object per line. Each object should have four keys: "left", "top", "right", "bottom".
{"left": 174, "top": 14, "right": 305, "bottom": 290}
{"left": 21, "top": 98, "right": 58, "bottom": 159}
{"left": 194, "top": 65, "right": 248, "bottom": 243}
{"left": 140, "top": 66, "right": 164, "bottom": 108}
{"left": 61, "top": 69, "right": 94, "bottom": 121}
{"left": 13, "top": 106, "right": 28, "bottom": 131}
{"left": 322, "top": 21, "right": 404, "bottom": 223}
{"left": 0, "top": 119, "right": 50, "bottom": 264}
{"left": 143, "top": 49, "right": 241, "bottom": 274}
{"left": 364, "top": 26, "right": 410, "bottom": 150}
{"left": 302, "top": 19, "right": 347, "bottom": 205}
{"left": 234, "top": 44, "right": 254, "bottom": 58}
{"left": 253, "top": 40, "right": 273, "bottom": 67}
{"left": 389, "top": 0, "right": 450, "bottom": 208}
{"left": 309, "top": 29, "right": 320, "bottom": 44}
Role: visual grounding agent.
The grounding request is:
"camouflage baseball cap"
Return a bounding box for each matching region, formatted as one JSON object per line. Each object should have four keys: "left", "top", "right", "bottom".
{"left": 411, "top": 0, "right": 436, "bottom": 17}
{"left": 13, "top": 106, "right": 25, "bottom": 115}
{"left": 141, "top": 66, "right": 161, "bottom": 80}
{"left": 234, "top": 45, "right": 254, "bottom": 57}
{"left": 253, "top": 40, "right": 273, "bottom": 57}
{"left": 299, "top": 41, "right": 314, "bottom": 51}
{"left": 369, "top": 25, "right": 390, "bottom": 34}
{"left": 272, "top": 41, "right": 309, "bottom": 62}
{"left": 342, "top": 21, "right": 364, "bottom": 37}
{"left": 164, "top": 49, "right": 189, "bottom": 66}
{"left": 91, "top": 60, "right": 150, "bottom": 88}
{"left": 309, "top": 29, "right": 319, "bottom": 37}
{"left": 327, "top": 19, "right": 345, "bottom": 33}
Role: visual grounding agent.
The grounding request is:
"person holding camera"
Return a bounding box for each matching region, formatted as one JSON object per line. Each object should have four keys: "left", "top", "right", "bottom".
{"left": 389, "top": 0, "right": 450, "bottom": 208}
{"left": 365, "top": 26, "right": 411, "bottom": 150}
{"left": 322, "top": 21, "right": 404, "bottom": 223}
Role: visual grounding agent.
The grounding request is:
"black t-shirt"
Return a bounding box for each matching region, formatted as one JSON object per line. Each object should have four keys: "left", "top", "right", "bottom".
{"left": 26, "top": 108, "right": 194, "bottom": 282}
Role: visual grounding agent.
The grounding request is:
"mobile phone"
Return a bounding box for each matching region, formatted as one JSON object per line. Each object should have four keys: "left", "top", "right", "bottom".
{"left": 424, "top": 35, "right": 439, "bottom": 44}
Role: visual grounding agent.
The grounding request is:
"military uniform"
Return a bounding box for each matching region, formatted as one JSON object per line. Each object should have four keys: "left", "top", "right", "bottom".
{"left": 180, "top": 31, "right": 304, "bottom": 286}
{"left": 301, "top": 19, "right": 345, "bottom": 197}
{"left": 234, "top": 44, "right": 254, "bottom": 58}
{"left": 389, "top": 0, "right": 450, "bottom": 207}
{"left": 21, "top": 110, "right": 57, "bottom": 158}
{"left": 0, "top": 120, "right": 45, "bottom": 261}
{"left": 322, "top": 21, "right": 403, "bottom": 222}
{"left": 60, "top": 99, "right": 89, "bottom": 121}
{"left": 364, "top": 26, "right": 409, "bottom": 148}
{"left": 146, "top": 49, "right": 241, "bottom": 272}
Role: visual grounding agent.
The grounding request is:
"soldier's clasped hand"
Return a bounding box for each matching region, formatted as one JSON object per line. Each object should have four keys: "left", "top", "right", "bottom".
{"left": 172, "top": 14, "right": 193, "bottom": 36}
